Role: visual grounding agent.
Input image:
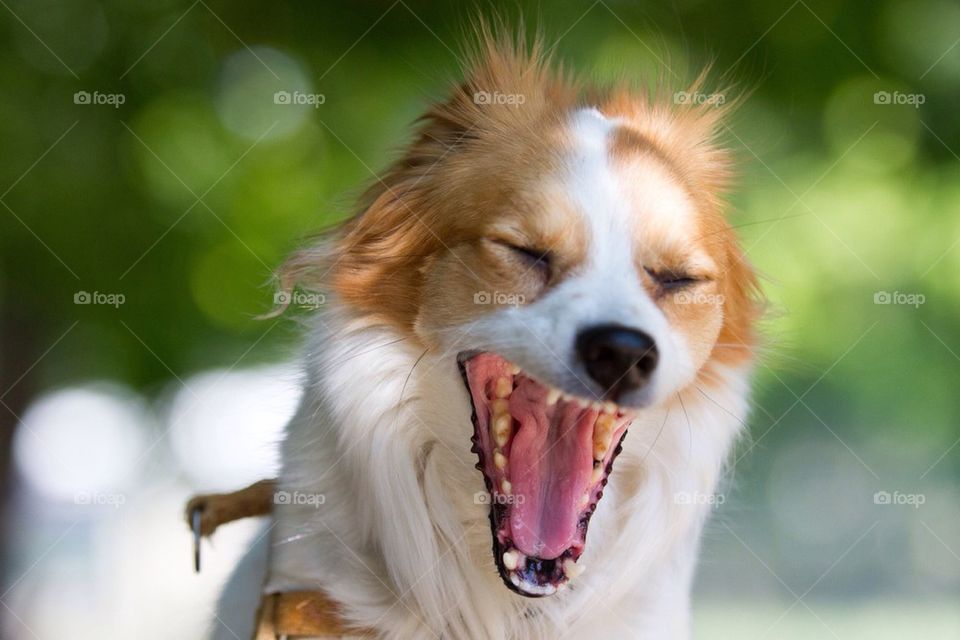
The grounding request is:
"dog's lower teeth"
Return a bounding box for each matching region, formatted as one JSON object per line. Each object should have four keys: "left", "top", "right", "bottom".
{"left": 491, "top": 398, "right": 509, "bottom": 414}
{"left": 502, "top": 549, "right": 520, "bottom": 571}
{"left": 501, "top": 479, "right": 512, "bottom": 495}
{"left": 564, "top": 558, "right": 584, "bottom": 579}
{"left": 494, "top": 451, "right": 507, "bottom": 470}
{"left": 494, "top": 377, "right": 512, "bottom": 399}
{"left": 591, "top": 465, "right": 604, "bottom": 484}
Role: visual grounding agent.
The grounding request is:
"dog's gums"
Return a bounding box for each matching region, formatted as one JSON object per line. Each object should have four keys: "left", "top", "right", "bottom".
{"left": 458, "top": 351, "right": 634, "bottom": 597}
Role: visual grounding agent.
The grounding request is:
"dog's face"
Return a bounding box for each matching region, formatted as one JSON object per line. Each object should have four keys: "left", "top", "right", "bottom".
{"left": 306, "top": 40, "right": 760, "bottom": 598}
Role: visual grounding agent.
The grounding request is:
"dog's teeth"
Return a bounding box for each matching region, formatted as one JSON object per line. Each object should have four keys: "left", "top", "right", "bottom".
{"left": 603, "top": 401, "right": 617, "bottom": 414}
{"left": 492, "top": 414, "right": 511, "bottom": 447}
{"left": 563, "top": 558, "right": 585, "bottom": 579}
{"left": 491, "top": 398, "right": 510, "bottom": 415}
{"left": 500, "top": 479, "right": 512, "bottom": 495}
{"left": 494, "top": 377, "right": 512, "bottom": 399}
{"left": 579, "top": 493, "right": 590, "bottom": 507}
{"left": 502, "top": 549, "right": 520, "bottom": 571}
{"left": 510, "top": 364, "right": 520, "bottom": 375}
{"left": 546, "top": 388, "right": 561, "bottom": 406}
{"left": 494, "top": 451, "right": 507, "bottom": 470}
{"left": 591, "top": 464, "right": 604, "bottom": 484}
{"left": 593, "top": 414, "right": 615, "bottom": 460}
{"left": 591, "top": 401, "right": 604, "bottom": 411}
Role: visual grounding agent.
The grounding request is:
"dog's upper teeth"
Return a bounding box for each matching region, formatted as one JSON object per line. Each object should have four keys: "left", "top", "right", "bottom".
{"left": 546, "top": 388, "right": 560, "bottom": 406}
{"left": 491, "top": 398, "right": 509, "bottom": 415}
{"left": 500, "top": 479, "right": 512, "bottom": 495}
{"left": 593, "top": 413, "right": 615, "bottom": 461}
{"left": 492, "top": 414, "right": 511, "bottom": 447}
{"left": 493, "top": 450, "right": 507, "bottom": 470}
{"left": 603, "top": 401, "right": 617, "bottom": 414}
{"left": 563, "top": 557, "right": 585, "bottom": 579}
{"left": 502, "top": 549, "right": 521, "bottom": 571}
{"left": 494, "top": 377, "right": 512, "bottom": 399}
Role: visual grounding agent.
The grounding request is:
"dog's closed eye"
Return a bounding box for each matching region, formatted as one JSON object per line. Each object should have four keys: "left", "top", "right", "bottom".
{"left": 645, "top": 267, "right": 700, "bottom": 290}
{"left": 492, "top": 239, "right": 552, "bottom": 271}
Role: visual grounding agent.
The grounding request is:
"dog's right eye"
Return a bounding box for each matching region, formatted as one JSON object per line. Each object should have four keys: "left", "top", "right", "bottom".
{"left": 491, "top": 239, "right": 552, "bottom": 270}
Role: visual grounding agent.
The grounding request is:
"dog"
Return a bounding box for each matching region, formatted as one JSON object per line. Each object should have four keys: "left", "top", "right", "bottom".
{"left": 213, "top": 27, "right": 762, "bottom": 640}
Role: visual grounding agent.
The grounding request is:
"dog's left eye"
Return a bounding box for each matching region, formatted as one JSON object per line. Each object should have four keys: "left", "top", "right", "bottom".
{"left": 646, "top": 268, "right": 698, "bottom": 290}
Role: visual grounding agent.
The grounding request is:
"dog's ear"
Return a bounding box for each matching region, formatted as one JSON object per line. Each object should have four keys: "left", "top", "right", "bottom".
{"left": 314, "top": 26, "right": 574, "bottom": 330}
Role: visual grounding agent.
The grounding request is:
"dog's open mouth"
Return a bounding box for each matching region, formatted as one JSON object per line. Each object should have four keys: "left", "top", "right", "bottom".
{"left": 458, "top": 351, "right": 634, "bottom": 597}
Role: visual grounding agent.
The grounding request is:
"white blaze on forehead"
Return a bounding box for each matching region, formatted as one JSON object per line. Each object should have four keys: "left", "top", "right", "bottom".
{"left": 564, "top": 107, "right": 712, "bottom": 273}
{"left": 565, "top": 107, "right": 634, "bottom": 272}
{"left": 558, "top": 108, "right": 656, "bottom": 328}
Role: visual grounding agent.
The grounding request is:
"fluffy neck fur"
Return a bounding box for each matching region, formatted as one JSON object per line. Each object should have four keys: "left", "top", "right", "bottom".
{"left": 265, "top": 303, "right": 752, "bottom": 640}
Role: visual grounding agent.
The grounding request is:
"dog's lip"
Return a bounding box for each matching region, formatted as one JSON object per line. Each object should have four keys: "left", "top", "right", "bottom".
{"left": 457, "top": 350, "right": 633, "bottom": 411}
{"left": 458, "top": 350, "right": 634, "bottom": 597}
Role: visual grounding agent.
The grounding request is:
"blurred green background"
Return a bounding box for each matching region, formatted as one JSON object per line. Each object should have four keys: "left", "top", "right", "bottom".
{"left": 0, "top": 1, "right": 958, "bottom": 638}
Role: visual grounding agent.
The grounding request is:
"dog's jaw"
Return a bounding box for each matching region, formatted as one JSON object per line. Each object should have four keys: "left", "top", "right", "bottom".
{"left": 257, "top": 308, "right": 752, "bottom": 639}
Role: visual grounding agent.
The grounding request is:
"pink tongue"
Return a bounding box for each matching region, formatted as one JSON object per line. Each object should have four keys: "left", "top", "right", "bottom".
{"left": 508, "top": 378, "right": 597, "bottom": 559}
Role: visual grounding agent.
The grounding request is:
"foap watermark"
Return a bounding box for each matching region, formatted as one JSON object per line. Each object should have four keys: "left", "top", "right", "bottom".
{"left": 873, "top": 91, "right": 925, "bottom": 108}
{"left": 74, "top": 290, "right": 125, "bottom": 308}
{"left": 274, "top": 490, "right": 326, "bottom": 508}
{"left": 275, "top": 290, "right": 326, "bottom": 310}
{"left": 474, "top": 490, "right": 525, "bottom": 506}
{"left": 473, "top": 290, "right": 525, "bottom": 307}
{"left": 674, "top": 491, "right": 726, "bottom": 507}
{"left": 874, "top": 290, "right": 925, "bottom": 308}
{"left": 874, "top": 490, "right": 925, "bottom": 509}
{"left": 473, "top": 90, "right": 526, "bottom": 106}
{"left": 74, "top": 90, "right": 126, "bottom": 108}
{"left": 674, "top": 291, "right": 725, "bottom": 305}
{"left": 673, "top": 90, "right": 725, "bottom": 106}
{"left": 75, "top": 491, "right": 126, "bottom": 508}
{"left": 274, "top": 90, "right": 326, "bottom": 108}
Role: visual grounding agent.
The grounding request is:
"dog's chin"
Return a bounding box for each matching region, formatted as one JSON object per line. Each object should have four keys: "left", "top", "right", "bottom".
{"left": 457, "top": 351, "right": 636, "bottom": 597}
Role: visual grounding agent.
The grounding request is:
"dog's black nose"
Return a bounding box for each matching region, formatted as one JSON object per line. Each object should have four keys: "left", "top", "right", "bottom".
{"left": 576, "top": 324, "right": 659, "bottom": 400}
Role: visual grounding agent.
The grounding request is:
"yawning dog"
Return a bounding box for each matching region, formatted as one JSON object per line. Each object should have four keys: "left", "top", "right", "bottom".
{"left": 213, "top": 27, "right": 762, "bottom": 640}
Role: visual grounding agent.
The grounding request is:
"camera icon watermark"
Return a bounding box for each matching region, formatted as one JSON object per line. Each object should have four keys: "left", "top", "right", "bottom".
{"left": 473, "top": 290, "right": 525, "bottom": 307}
{"left": 74, "top": 290, "right": 125, "bottom": 308}
{"left": 873, "top": 290, "right": 924, "bottom": 308}
{"left": 673, "top": 91, "right": 725, "bottom": 106}
{"left": 673, "top": 491, "right": 726, "bottom": 507}
{"left": 473, "top": 90, "right": 526, "bottom": 106}
{"left": 474, "top": 490, "right": 525, "bottom": 506}
{"left": 873, "top": 91, "right": 925, "bottom": 108}
{"left": 274, "top": 490, "right": 326, "bottom": 508}
{"left": 674, "top": 291, "right": 724, "bottom": 305}
{"left": 873, "top": 490, "right": 925, "bottom": 509}
{"left": 74, "top": 491, "right": 126, "bottom": 508}
{"left": 273, "top": 90, "right": 326, "bottom": 108}
{"left": 274, "top": 290, "right": 326, "bottom": 309}
{"left": 74, "top": 90, "right": 126, "bottom": 108}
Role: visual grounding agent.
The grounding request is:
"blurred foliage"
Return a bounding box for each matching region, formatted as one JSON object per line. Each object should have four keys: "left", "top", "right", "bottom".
{"left": 0, "top": 0, "right": 958, "bottom": 596}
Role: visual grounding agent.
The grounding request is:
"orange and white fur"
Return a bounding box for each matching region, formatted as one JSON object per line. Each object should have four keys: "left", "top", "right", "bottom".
{"left": 214, "top": 31, "right": 761, "bottom": 640}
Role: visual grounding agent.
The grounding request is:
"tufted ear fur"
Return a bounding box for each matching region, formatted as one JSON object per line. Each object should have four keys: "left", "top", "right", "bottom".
{"left": 277, "top": 27, "right": 576, "bottom": 328}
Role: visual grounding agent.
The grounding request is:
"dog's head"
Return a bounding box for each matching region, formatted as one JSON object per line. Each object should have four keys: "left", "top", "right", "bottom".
{"left": 284, "top": 33, "right": 761, "bottom": 597}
